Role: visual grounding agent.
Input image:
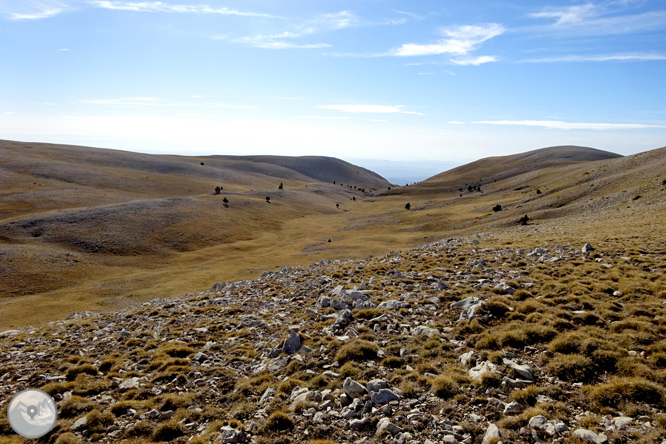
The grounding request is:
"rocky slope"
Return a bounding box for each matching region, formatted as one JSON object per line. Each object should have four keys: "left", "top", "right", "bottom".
{"left": 1, "top": 228, "right": 665, "bottom": 444}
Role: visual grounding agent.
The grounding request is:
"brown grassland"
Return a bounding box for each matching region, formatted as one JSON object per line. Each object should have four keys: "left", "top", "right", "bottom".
{"left": 0, "top": 140, "right": 665, "bottom": 443}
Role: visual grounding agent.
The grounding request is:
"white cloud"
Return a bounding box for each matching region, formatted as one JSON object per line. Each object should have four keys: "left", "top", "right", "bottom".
{"left": 470, "top": 120, "right": 666, "bottom": 130}
{"left": 3, "top": 1, "right": 68, "bottom": 20}
{"left": 81, "top": 97, "right": 256, "bottom": 109}
{"left": 233, "top": 11, "right": 356, "bottom": 49}
{"left": 450, "top": 55, "right": 498, "bottom": 65}
{"left": 388, "top": 23, "right": 504, "bottom": 56}
{"left": 58, "top": 48, "right": 70, "bottom": 51}
{"left": 529, "top": 4, "right": 666, "bottom": 35}
{"left": 522, "top": 53, "right": 666, "bottom": 63}
{"left": 529, "top": 4, "right": 598, "bottom": 26}
{"left": 254, "top": 42, "right": 331, "bottom": 49}
{"left": 90, "top": 1, "right": 273, "bottom": 17}
{"left": 320, "top": 104, "right": 424, "bottom": 115}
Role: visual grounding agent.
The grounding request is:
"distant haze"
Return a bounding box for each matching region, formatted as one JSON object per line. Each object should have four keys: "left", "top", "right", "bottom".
{"left": 347, "top": 159, "right": 462, "bottom": 185}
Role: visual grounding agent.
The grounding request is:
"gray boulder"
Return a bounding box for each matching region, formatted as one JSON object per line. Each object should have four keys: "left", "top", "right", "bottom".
{"left": 573, "top": 429, "right": 607, "bottom": 443}
{"left": 343, "top": 377, "right": 366, "bottom": 399}
{"left": 377, "top": 300, "right": 407, "bottom": 309}
{"left": 451, "top": 297, "right": 485, "bottom": 322}
{"left": 481, "top": 424, "right": 500, "bottom": 444}
{"left": 371, "top": 388, "right": 400, "bottom": 404}
{"left": 282, "top": 330, "right": 301, "bottom": 354}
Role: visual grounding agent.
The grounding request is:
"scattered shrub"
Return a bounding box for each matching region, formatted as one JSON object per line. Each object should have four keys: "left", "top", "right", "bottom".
{"left": 431, "top": 375, "right": 459, "bottom": 399}
{"left": 586, "top": 378, "right": 666, "bottom": 409}
{"left": 546, "top": 354, "right": 596, "bottom": 383}
{"left": 152, "top": 420, "right": 185, "bottom": 441}
{"left": 335, "top": 340, "right": 378, "bottom": 363}
{"left": 264, "top": 411, "right": 295, "bottom": 432}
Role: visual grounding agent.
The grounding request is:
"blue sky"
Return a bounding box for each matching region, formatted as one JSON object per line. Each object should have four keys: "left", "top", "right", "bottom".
{"left": 1, "top": 0, "right": 665, "bottom": 168}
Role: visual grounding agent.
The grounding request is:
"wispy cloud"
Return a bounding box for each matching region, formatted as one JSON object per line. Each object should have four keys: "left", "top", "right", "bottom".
{"left": 450, "top": 55, "right": 498, "bottom": 66}
{"left": 298, "top": 116, "right": 350, "bottom": 120}
{"left": 469, "top": 120, "right": 666, "bottom": 130}
{"left": 387, "top": 23, "right": 504, "bottom": 57}
{"left": 246, "top": 41, "right": 331, "bottom": 50}
{"left": 529, "top": 4, "right": 666, "bottom": 35}
{"left": 3, "top": 1, "right": 68, "bottom": 20}
{"left": 233, "top": 11, "right": 356, "bottom": 49}
{"left": 529, "top": 4, "right": 598, "bottom": 26}
{"left": 522, "top": 53, "right": 666, "bottom": 63}
{"left": 58, "top": 48, "right": 70, "bottom": 51}
{"left": 320, "top": 104, "right": 424, "bottom": 115}
{"left": 91, "top": 1, "right": 274, "bottom": 17}
{"left": 81, "top": 97, "right": 256, "bottom": 109}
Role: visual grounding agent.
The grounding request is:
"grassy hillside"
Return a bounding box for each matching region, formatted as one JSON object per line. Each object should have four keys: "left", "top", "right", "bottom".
{"left": 1, "top": 141, "right": 665, "bottom": 331}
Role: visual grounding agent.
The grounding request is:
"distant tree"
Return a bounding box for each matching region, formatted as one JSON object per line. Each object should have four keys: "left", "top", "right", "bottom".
{"left": 353, "top": 197, "right": 356, "bottom": 201}
{"left": 536, "top": 189, "right": 542, "bottom": 194}
{"left": 405, "top": 203, "right": 411, "bottom": 210}
{"left": 328, "top": 239, "right": 332, "bottom": 243}
{"left": 279, "top": 183, "right": 283, "bottom": 190}
{"left": 388, "top": 187, "right": 391, "bottom": 190}
{"left": 200, "top": 162, "right": 204, "bottom": 166}
{"left": 336, "top": 203, "right": 340, "bottom": 208}
{"left": 493, "top": 204, "right": 502, "bottom": 212}
{"left": 333, "top": 181, "right": 336, "bottom": 184}
{"left": 223, "top": 197, "right": 229, "bottom": 207}
{"left": 266, "top": 196, "right": 271, "bottom": 203}
{"left": 215, "top": 186, "right": 221, "bottom": 195}
{"left": 519, "top": 215, "right": 530, "bottom": 225}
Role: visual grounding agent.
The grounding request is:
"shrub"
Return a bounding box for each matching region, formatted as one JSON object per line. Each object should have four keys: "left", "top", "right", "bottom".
{"left": 159, "top": 343, "right": 195, "bottom": 358}
{"left": 123, "top": 421, "right": 154, "bottom": 438}
{"left": 55, "top": 433, "right": 80, "bottom": 444}
{"left": 586, "top": 378, "right": 666, "bottom": 409}
{"left": 431, "top": 375, "right": 459, "bottom": 399}
{"left": 546, "top": 354, "right": 596, "bottom": 383}
{"left": 60, "top": 396, "right": 99, "bottom": 418}
{"left": 335, "top": 340, "right": 378, "bottom": 363}
{"left": 152, "top": 421, "right": 185, "bottom": 441}
{"left": 482, "top": 296, "right": 512, "bottom": 318}
{"left": 66, "top": 363, "right": 98, "bottom": 380}
{"left": 382, "top": 356, "right": 405, "bottom": 368}
{"left": 264, "top": 411, "right": 295, "bottom": 432}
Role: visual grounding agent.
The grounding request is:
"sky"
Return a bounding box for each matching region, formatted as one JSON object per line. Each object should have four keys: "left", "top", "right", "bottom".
{"left": 1, "top": 0, "right": 665, "bottom": 175}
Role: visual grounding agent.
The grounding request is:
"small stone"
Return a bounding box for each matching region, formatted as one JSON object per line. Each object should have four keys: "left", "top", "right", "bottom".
{"left": 503, "top": 401, "right": 523, "bottom": 415}
{"left": 377, "top": 300, "right": 407, "bottom": 309}
{"left": 282, "top": 329, "right": 301, "bottom": 354}
{"left": 582, "top": 243, "right": 595, "bottom": 253}
{"left": 468, "top": 361, "right": 498, "bottom": 381}
{"left": 573, "top": 428, "right": 608, "bottom": 443}
{"left": 370, "top": 388, "right": 400, "bottom": 405}
{"left": 259, "top": 387, "right": 275, "bottom": 405}
{"left": 366, "top": 379, "right": 389, "bottom": 394}
{"left": 503, "top": 358, "right": 534, "bottom": 381}
{"left": 481, "top": 423, "right": 500, "bottom": 444}
{"left": 71, "top": 415, "right": 88, "bottom": 431}
{"left": 118, "top": 377, "right": 140, "bottom": 392}
{"left": 193, "top": 352, "right": 209, "bottom": 362}
{"left": 218, "top": 426, "right": 247, "bottom": 443}
{"left": 376, "top": 417, "right": 402, "bottom": 436}
{"left": 349, "top": 418, "right": 367, "bottom": 431}
{"left": 343, "top": 377, "right": 366, "bottom": 399}
{"left": 443, "top": 435, "right": 457, "bottom": 444}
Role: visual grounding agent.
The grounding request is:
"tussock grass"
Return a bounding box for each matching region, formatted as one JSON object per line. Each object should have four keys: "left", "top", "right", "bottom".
{"left": 335, "top": 340, "right": 378, "bottom": 363}
{"left": 264, "top": 411, "right": 295, "bottom": 432}
{"left": 586, "top": 378, "right": 666, "bottom": 409}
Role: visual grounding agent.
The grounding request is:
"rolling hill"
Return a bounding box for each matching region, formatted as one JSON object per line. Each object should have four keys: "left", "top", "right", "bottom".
{"left": 1, "top": 141, "right": 665, "bottom": 330}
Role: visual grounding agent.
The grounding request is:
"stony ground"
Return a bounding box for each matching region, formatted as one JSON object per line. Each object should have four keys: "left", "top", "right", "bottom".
{"left": 1, "top": 231, "right": 666, "bottom": 444}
